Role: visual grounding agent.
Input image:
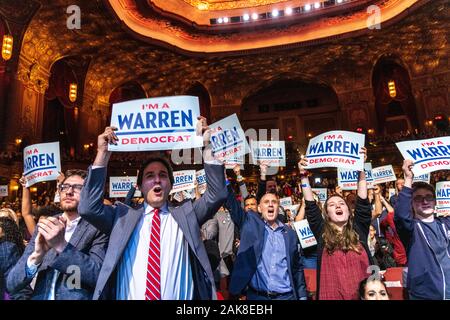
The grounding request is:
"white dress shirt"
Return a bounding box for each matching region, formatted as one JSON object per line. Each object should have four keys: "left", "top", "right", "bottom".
{"left": 116, "top": 202, "right": 194, "bottom": 300}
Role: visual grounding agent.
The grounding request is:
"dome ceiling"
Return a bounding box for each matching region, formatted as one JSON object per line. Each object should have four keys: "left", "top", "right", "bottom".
{"left": 107, "top": 0, "right": 424, "bottom": 54}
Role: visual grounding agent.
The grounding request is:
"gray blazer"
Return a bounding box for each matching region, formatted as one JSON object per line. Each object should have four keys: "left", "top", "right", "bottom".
{"left": 78, "top": 163, "right": 227, "bottom": 300}
{"left": 6, "top": 218, "right": 109, "bottom": 300}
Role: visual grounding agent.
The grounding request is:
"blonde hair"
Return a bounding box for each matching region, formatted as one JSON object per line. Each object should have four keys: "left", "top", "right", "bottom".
{"left": 0, "top": 208, "right": 19, "bottom": 226}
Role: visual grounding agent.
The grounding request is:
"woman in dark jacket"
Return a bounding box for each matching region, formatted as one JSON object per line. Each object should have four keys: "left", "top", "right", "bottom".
{"left": 298, "top": 150, "right": 374, "bottom": 300}
{"left": 0, "top": 217, "right": 24, "bottom": 300}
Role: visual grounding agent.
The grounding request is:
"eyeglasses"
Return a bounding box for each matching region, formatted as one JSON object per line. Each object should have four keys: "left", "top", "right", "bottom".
{"left": 413, "top": 195, "right": 435, "bottom": 203}
{"left": 58, "top": 183, "right": 83, "bottom": 193}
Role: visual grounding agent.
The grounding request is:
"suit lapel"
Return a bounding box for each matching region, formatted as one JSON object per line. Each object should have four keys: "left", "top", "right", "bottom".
{"left": 112, "top": 205, "right": 144, "bottom": 265}
{"left": 171, "top": 205, "right": 197, "bottom": 253}
{"left": 69, "top": 218, "right": 89, "bottom": 249}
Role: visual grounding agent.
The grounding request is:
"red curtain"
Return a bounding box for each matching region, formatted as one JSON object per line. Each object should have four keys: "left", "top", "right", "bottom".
{"left": 373, "top": 64, "right": 419, "bottom": 132}
{"left": 45, "top": 60, "right": 77, "bottom": 107}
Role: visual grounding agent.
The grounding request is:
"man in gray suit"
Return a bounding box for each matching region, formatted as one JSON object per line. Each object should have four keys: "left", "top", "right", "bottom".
{"left": 78, "top": 117, "right": 227, "bottom": 300}
{"left": 7, "top": 169, "right": 109, "bottom": 300}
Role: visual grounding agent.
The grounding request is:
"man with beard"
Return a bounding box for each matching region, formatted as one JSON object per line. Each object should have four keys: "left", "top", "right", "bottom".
{"left": 78, "top": 116, "right": 228, "bottom": 300}
{"left": 6, "top": 170, "right": 109, "bottom": 300}
{"left": 395, "top": 160, "right": 450, "bottom": 300}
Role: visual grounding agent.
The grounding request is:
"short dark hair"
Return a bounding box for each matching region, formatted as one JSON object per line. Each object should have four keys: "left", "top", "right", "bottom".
{"left": 63, "top": 169, "right": 87, "bottom": 183}
{"left": 137, "top": 156, "right": 174, "bottom": 186}
{"left": 244, "top": 195, "right": 257, "bottom": 203}
{"left": 412, "top": 181, "right": 435, "bottom": 198}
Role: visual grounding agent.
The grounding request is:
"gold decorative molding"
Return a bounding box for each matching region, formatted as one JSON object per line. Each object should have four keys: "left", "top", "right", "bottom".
{"left": 16, "top": 55, "right": 50, "bottom": 94}
{"left": 110, "top": 0, "right": 425, "bottom": 54}
{"left": 182, "top": 0, "right": 291, "bottom": 10}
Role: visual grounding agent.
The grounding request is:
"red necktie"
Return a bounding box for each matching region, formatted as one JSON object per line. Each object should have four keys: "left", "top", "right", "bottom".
{"left": 145, "top": 208, "right": 161, "bottom": 300}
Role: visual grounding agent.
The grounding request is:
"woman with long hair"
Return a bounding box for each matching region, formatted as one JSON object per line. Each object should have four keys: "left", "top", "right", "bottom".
{"left": 298, "top": 148, "right": 373, "bottom": 300}
{"left": 0, "top": 217, "right": 24, "bottom": 300}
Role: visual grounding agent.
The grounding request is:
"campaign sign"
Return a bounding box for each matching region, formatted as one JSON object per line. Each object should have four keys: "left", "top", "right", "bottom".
{"left": 312, "top": 188, "right": 327, "bottom": 204}
{"left": 280, "top": 196, "right": 293, "bottom": 208}
{"left": 337, "top": 163, "right": 374, "bottom": 190}
{"left": 396, "top": 136, "right": 450, "bottom": 175}
{"left": 388, "top": 188, "right": 396, "bottom": 200}
{"left": 224, "top": 155, "right": 245, "bottom": 170}
{"left": 413, "top": 173, "right": 430, "bottom": 184}
{"left": 196, "top": 169, "right": 207, "bottom": 195}
{"left": 435, "top": 182, "right": 450, "bottom": 216}
{"left": 284, "top": 204, "right": 300, "bottom": 219}
{"left": 109, "top": 96, "right": 203, "bottom": 152}
{"left": 305, "top": 131, "right": 365, "bottom": 171}
{"left": 23, "top": 142, "right": 61, "bottom": 187}
{"left": 293, "top": 220, "right": 318, "bottom": 249}
{"left": 250, "top": 141, "right": 286, "bottom": 167}
{"left": 109, "top": 176, "right": 141, "bottom": 198}
{"left": 0, "top": 185, "right": 8, "bottom": 197}
{"left": 209, "top": 114, "right": 249, "bottom": 162}
{"left": 170, "top": 170, "right": 196, "bottom": 194}
{"left": 372, "top": 165, "right": 397, "bottom": 185}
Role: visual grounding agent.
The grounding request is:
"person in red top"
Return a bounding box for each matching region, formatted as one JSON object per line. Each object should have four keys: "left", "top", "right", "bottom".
{"left": 379, "top": 195, "right": 407, "bottom": 266}
{"left": 298, "top": 149, "right": 374, "bottom": 300}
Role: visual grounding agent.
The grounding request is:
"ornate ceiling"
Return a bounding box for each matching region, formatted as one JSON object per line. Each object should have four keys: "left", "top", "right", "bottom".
{"left": 107, "top": 0, "right": 424, "bottom": 53}
{"left": 181, "top": 0, "right": 292, "bottom": 11}
{"left": 1, "top": 0, "right": 446, "bottom": 117}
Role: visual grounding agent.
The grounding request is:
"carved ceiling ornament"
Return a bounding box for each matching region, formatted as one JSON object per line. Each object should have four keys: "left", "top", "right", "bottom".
{"left": 8, "top": 0, "right": 446, "bottom": 110}
{"left": 0, "top": 0, "right": 40, "bottom": 24}
{"left": 182, "top": 0, "right": 291, "bottom": 10}
{"left": 16, "top": 55, "right": 50, "bottom": 94}
{"left": 108, "top": 0, "right": 427, "bottom": 53}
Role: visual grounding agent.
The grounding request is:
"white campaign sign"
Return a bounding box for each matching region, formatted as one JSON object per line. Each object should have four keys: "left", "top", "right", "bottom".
{"left": 109, "top": 96, "right": 203, "bottom": 152}
{"left": 170, "top": 170, "right": 196, "bottom": 194}
{"left": 284, "top": 204, "right": 300, "bottom": 218}
{"left": 413, "top": 173, "right": 430, "bottom": 184}
{"left": 280, "top": 197, "right": 293, "bottom": 208}
{"left": 372, "top": 165, "right": 397, "bottom": 185}
{"left": 337, "top": 163, "right": 374, "bottom": 190}
{"left": 396, "top": 136, "right": 450, "bottom": 175}
{"left": 209, "top": 114, "right": 249, "bottom": 162}
{"left": 196, "top": 169, "right": 207, "bottom": 195}
{"left": 388, "top": 188, "right": 396, "bottom": 201}
{"left": 312, "top": 188, "right": 327, "bottom": 204}
{"left": 305, "top": 130, "right": 365, "bottom": 171}
{"left": 109, "top": 176, "right": 141, "bottom": 198}
{"left": 435, "top": 182, "right": 450, "bottom": 216}
{"left": 23, "top": 142, "right": 61, "bottom": 187}
{"left": 0, "top": 185, "right": 8, "bottom": 197}
{"left": 250, "top": 141, "right": 286, "bottom": 167}
{"left": 293, "top": 220, "right": 318, "bottom": 249}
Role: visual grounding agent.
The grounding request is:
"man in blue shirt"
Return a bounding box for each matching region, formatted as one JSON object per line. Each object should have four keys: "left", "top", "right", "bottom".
{"left": 225, "top": 185, "right": 307, "bottom": 300}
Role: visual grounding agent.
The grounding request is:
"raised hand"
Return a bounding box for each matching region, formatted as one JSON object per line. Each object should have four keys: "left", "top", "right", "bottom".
{"left": 197, "top": 116, "right": 211, "bottom": 144}
{"left": 298, "top": 155, "right": 308, "bottom": 175}
{"left": 37, "top": 216, "right": 67, "bottom": 254}
{"left": 94, "top": 126, "right": 118, "bottom": 166}
{"left": 360, "top": 146, "right": 367, "bottom": 163}
{"left": 233, "top": 164, "right": 241, "bottom": 176}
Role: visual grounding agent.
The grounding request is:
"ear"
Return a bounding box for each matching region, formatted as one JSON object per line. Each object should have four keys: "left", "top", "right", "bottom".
{"left": 257, "top": 204, "right": 261, "bottom": 213}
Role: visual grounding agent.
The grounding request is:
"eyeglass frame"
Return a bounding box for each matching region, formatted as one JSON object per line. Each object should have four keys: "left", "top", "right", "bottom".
{"left": 58, "top": 183, "right": 84, "bottom": 193}
{"left": 412, "top": 194, "right": 435, "bottom": 203}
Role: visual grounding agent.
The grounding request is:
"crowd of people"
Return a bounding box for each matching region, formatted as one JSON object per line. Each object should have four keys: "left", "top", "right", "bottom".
{"left": 0, "top": 119, "right": 449, "bottom": 301}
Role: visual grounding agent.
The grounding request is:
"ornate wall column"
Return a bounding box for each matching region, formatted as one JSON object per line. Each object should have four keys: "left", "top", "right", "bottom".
{"left": 4, "top": 55, "right": 49, "bottom": 151}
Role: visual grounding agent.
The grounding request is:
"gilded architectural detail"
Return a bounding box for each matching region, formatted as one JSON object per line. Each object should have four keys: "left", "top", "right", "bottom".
{"left": 16, "top": 57, "right": 49, "bottom": 94}
{"left": 182, "top": 0, "right": 290, "bottom": 10}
